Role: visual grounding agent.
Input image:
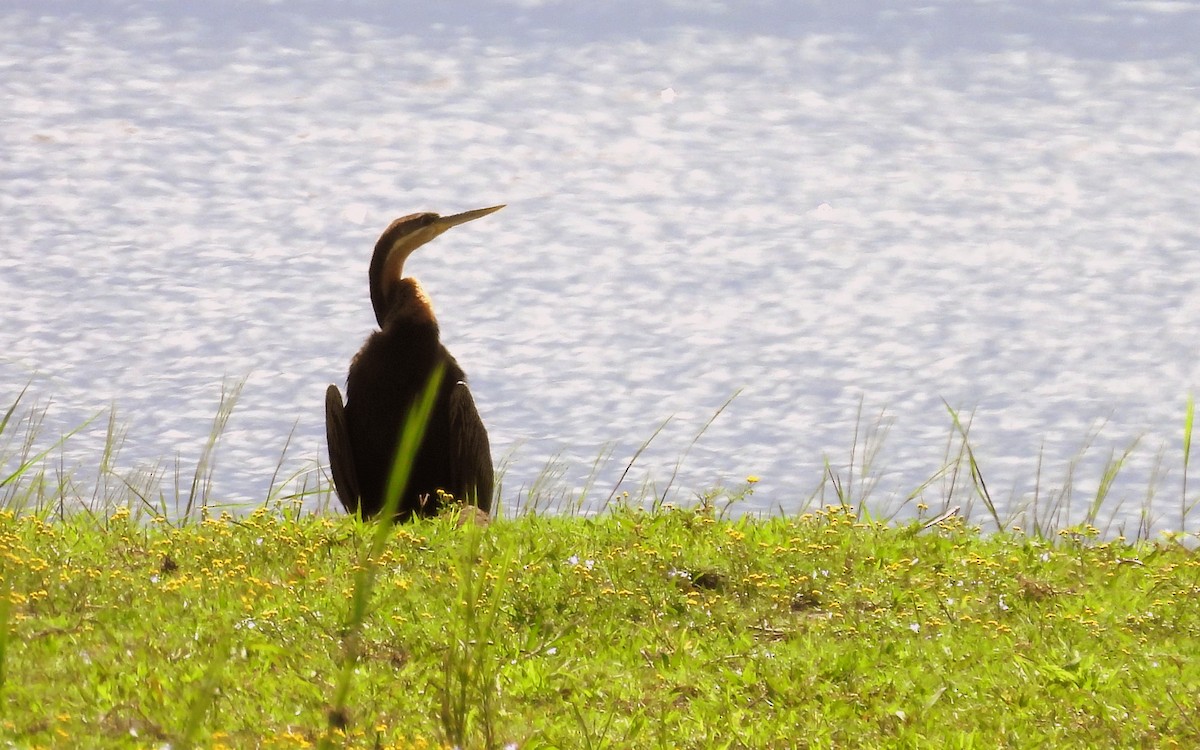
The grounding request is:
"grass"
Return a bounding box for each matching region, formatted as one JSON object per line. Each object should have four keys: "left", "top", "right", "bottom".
{"left": 1, "top": 386, "right": 1200, "bottom": 748}
{"left": 4, "top": 502, "right": 1200, "bottom": 748}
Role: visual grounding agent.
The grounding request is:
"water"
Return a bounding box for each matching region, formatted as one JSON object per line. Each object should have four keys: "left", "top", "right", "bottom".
{"left": 3, "top": 1, "right": 1199, "bottom": 531}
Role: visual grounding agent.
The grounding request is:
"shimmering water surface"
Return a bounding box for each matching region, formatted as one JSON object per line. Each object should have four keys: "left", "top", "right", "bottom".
{"left": 3, "top": 1, "right": 1199, "bottom": 530}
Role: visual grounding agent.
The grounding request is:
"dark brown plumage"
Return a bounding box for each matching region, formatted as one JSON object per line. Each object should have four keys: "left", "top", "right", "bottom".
{"left": 325, "top": 205, "right": 502, "bottom": 521}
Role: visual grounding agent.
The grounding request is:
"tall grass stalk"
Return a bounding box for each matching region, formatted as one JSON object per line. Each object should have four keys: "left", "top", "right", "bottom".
{"left": 569, "top": 696, "right": 645, "bottom": 749}
{"left": 1, "top": 386, "right": 98, "bottom": 514}
{"left": 1028, "top": 443, "right": 1046, "bottom": 536}
{"left": 1183, "top": 395, "right": 1194, "bottom": 533}
{"left": 439, "top": 522, "right": 515, "bottom": 748}
{"left": 844, "top": 397, "right": 892, "bottom": 512}
{"left": 1055, "top": 421, "right": 1112, "bottom": 532}
{"left": 264, "top": 420, "right": 299, "bottom": 504}
{"left": 942, "top": 400, "right": 998, "bottom": 530}
{"left": 656, "top": 390, "right": 741, "bottom": 507}
{"left": 114, "top": 464, "right": 169, "bottom": 521}
{"left": 321, "top": 364, "right": 444, "bottom": 746}
{"left": 603, "top": 416, "right": 671, "bottom": 508}
{"left": 515, "top": 452, "right": 568, "bottom": 516}
{"left": 77, "top": 406, "right": 168, "bottom": 523}
{"left": 88, "top": 404, "right": 126, "bottom": 512}
{"left": 817, "top": 399, "right": 895, "bottom": 519}
{"left": 177, "top": 632, "right": 232, "bottom": 750}
{"left": 0, "top": 567, "right": 10, "bottom": 701}
{"left": 262, "top": 421, "right": 328, "bottom": 514}
{"left": 181, "top": 376, "right": 246, "bottom": 521}
{"left": 491, "top": 442, "right": 519, "bottom": 515}
{"left": 570, "top": 444, "right": 615, "bottom": 514}
{"left": 1136, "top": 446, "right": 1166, "bottom": 542}
{"left": 1087, "top": 437, "right": 1140, "bottom": 532}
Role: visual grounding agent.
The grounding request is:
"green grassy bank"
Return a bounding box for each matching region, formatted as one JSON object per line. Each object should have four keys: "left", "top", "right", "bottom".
{"left": 2, "top": 501, "right": 1199, "bottom": 749}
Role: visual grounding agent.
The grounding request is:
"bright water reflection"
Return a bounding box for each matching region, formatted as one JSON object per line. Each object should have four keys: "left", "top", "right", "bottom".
{"left": 2, "top": 1, "right": 1199, "bottom": 532}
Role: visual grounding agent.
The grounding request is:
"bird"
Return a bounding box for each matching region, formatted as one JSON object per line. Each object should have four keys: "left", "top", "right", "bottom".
{"left": 325, "top": 205, "right": 502, "bottom": 521}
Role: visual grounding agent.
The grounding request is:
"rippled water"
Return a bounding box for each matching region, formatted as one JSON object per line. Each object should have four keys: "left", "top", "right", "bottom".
{"left": 3, "top": 1, "right": 1199, "bottom": 531}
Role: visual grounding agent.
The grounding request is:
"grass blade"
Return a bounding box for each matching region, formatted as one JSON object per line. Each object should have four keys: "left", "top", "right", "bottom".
{"left": 322, "top": 364, "right": 444, "bottom": 745}
{"left": 942, "top": 400, "right": 999, "bottom": 530}
{"left": 183, "top": 376, "right": 246, "bottom": 521}
{"left": 604, "top": 416, "right": 671, "bottom": 509}
{"left": 658, "top": 389, "right": 741, "bottom": 507}
{"left": 1183, "top": 395, "right": 1194, "bottom": 533}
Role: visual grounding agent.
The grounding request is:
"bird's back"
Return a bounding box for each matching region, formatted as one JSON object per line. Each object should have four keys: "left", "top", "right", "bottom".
{"left": 343, "top": 323, "right": 491, "bottom": 519}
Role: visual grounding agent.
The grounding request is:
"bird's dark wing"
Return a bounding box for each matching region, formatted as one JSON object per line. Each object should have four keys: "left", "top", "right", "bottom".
{"left": 325, "top": 384, "right": 362, "bottom": 514}
{"left": 447, "top": 380, "right": 494, "bottom": 513}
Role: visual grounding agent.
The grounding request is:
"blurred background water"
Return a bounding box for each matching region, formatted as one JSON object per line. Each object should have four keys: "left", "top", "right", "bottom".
{"left": 3, "top": 1, "right": 1199, "bottom": 532}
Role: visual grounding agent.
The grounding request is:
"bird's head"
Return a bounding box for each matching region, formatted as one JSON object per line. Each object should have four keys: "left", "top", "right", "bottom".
{"left": 368, "top": 204, "right": 504, "bottom": 327}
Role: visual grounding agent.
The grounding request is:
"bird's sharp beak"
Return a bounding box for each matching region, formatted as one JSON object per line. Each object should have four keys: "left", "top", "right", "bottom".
{"left": 434, "top": 204, "right": 506, "bottom": 231}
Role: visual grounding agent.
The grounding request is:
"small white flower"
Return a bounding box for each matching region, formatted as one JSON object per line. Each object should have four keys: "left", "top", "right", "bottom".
{"left": 909, "top": 622, "right": 920, "bottom": 633}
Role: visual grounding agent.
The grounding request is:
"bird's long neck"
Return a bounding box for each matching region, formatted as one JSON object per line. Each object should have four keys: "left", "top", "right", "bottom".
{"left": 379, "top": 277, "right": 439, "bottom": 332}
{"left": 369, "top": 243, "right": 407, "bottom": 327}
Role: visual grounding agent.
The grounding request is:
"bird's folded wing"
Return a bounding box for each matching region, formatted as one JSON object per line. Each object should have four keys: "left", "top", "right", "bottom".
{"left": 325, "top": 384, "right": 362, "bottom": 514}
{"left": 448, "top": 381, "right": 494, "bottom": 512}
